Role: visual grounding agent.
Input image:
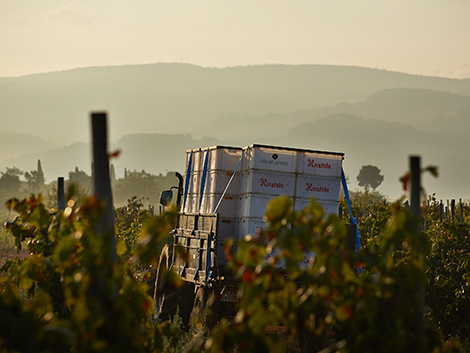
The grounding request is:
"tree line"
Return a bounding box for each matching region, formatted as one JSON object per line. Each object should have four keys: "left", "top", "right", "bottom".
{"left": 0, "top": 160, "right": 180, "bottom": 209}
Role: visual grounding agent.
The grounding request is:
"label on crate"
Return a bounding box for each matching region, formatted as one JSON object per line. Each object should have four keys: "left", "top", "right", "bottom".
{"left": 241, "top": 170, "right": 295, "bottom": 196}
{"left": 299, "top": 152, "right": 342, "bottom": 177}
{"left": 295, "top": 175, "right": 341, "bottom": 201}
{"left": 244, "top": 147, "right": 296, "bottom": 173}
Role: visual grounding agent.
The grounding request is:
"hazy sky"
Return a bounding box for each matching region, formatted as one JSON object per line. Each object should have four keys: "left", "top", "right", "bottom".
{"left": 1, "top": 0, "right": 470, "bottom": 78}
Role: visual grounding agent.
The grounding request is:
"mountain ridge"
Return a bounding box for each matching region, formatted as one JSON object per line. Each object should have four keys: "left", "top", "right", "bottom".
{"left": 1, "top": 64, "right": 470, "bottom": 200}
{"left": 2, "top": 63, "right": 470, "bottom": 144}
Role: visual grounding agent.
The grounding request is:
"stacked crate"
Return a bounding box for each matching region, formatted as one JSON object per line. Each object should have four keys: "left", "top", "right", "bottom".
{"left": 237, "top": 146, "right": 298, "bottom": 239}
{"left": 182, "top": 144, "right": 344, "bottom": 244}
{"left": 182, "top": 146, "right": 244, "bottom": 260}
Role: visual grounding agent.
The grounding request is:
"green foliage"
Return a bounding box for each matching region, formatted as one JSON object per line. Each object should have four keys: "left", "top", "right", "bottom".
{"left": 204, "top": 197, "right": 456, "bottom": 353}
{"left": 0, "top": 167, "right": 23, "bottom": 193}
{"left": 115, "top": 196, "right": 151, "bottom": 262}
{"left": 0, "top": 193, "right": 181, "bottom": 353}
{"left": 44, "top": 182, "right": 90, "bottom": 211}
{"left": 113, "top": 169, "right": 160, "bottom": 207}
{"left": 68, "top": 167, "right": 91, "bottom": 190}
{"left": 425, "top": 204, "right": 470, "bottom": 342}
{"left": 24, "top": 170, "right": 45, "bottom": 194}
{"left": 2, "top": 188, "right": 469, "bottom": 352}
{"left": 24, "top": 160, "right": 46, "bottom": 194}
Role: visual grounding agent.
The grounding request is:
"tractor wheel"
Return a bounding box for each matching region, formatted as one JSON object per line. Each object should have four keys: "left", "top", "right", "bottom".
{"left": 190, "top": 286, "right": 220, "bottom": 329}
{"left": 154, "top": 244, "right": 194, "bottom": 325}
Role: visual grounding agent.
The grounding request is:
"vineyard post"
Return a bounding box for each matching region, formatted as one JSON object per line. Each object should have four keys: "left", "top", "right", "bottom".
{"left": 460, "top": 199, "right": 463, "bottom": 224}
{"left": 91, "top": 112, "right": 117, "bottom": 263}
{"left": 410, "top": 155, "right": 425, "bottom": 338}
{"left": 439, "top": 201, "right": 443, "bottom": 222}
{"left": 57, "top": 177, "right": 65, "bottom": 211}
{"left": 451, "top": 199, "right": 455, "bottom": 220}
{"left": 410, "top": 156, "right": 421, "bottom": 217}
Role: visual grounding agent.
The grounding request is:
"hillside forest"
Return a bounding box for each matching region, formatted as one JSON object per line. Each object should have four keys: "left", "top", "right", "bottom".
{"left": 0, "top": 159, "right": 179, "bottom": 211}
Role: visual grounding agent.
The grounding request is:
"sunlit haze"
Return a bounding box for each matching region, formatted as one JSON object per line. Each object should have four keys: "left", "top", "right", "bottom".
{"left": 1, "top": 0, "right": 470, "bottom": 78}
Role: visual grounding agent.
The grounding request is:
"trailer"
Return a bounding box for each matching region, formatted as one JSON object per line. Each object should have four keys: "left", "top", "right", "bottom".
{"left": 153, "top": 144, "right": 345, "bottom": 327}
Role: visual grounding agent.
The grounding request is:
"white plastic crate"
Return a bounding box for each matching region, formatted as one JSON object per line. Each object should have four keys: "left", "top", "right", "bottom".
{"left": 217, "top": 217, "right": 237, "bottom": 242}
{"left": 293, "top": 197, "right": 339, "bottom": 217}
{"left": 215, "top": 217, "right": 238, "bottom": 265}
{"left": 236, "top": 217, "right": 266, "bottom": 239}
{"left": 295, "top": 175, "right": 341, "bottom": 202}
{"left": 201, "top": 146, "right": 243, "bottom": 172}
{"left": 182, "top": 193, "right": 199, "bottom": 214}
{"left": 205, "top": 170, "right": 241, "bottom": 195}
{"left": 188, "top": 171, "right": 201, "bottom": 196}
{"left": 240, "top": 169, "right": 296, "bottom": 197}
{"left": 297, "top": 151, "right": 343, "bottom": 177}
{"left": 199, "top": 193, "right": 238, "bottom": 218}
{"left": 185, "top": 148, "right": 206, "bottom": 172}
{"left": 237, "top": 216, "right": 316, "bottom": 270}
{"left": 242, "top": 145, "right": 297, "bottom": 173}
{"left": 238, "top": 193, "right": 291, "bottom": 219}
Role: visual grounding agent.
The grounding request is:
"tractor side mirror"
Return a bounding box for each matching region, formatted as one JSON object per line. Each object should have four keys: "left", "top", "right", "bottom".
{"left": 159, "top": 189, "right": 173, "bottom": 206}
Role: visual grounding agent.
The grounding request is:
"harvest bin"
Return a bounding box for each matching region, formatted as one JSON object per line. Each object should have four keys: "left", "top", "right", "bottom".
{"left": 154, "top": 144, "right": 344, "bottom": 329}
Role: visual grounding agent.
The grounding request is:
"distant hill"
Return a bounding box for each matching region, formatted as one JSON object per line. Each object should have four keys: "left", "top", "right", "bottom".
{"left": 0, "top": 130, "right": 57, "bottom": 164}
{"left": 2, "top": 63, "right": 470, "bottom": 144}
{"left": 0, "top": 133, "right": 218, "bottom": 182}
{"left": 1, "top": 64, "right": 470, "bottom": 201}
{"left": 190, "top": 88, "right": 470, "bottom": 140}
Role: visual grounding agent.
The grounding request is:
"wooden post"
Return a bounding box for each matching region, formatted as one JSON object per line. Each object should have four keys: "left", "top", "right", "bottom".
{"left": 409, "top": 155, "right": 425, "bottom": 339}
{"left": 439, "top": 201, "right": 443, "bottom": 223}
{"left": 460, "top": 199, "right": 464, "bottom": 224}
{"left": 410, "top": 156, "right": 420, "bottom": 217}
{"left": 91, "top": 112, "right": 116, "bottom": 262}
{"left": 451, "top": 199, "right": 455, "bottom": 220}
{"left": 57, "top": 177, "right": 66, "bottom": 211}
